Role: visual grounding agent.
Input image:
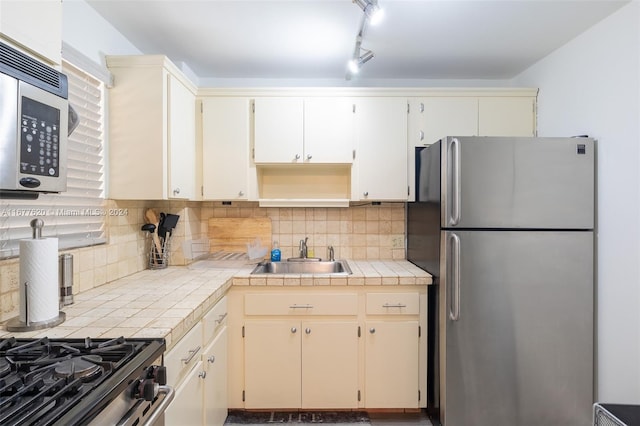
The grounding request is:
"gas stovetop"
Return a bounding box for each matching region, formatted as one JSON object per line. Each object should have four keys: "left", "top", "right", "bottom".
{"left": 0, "top": 336, "right": 166, "bottom": 426}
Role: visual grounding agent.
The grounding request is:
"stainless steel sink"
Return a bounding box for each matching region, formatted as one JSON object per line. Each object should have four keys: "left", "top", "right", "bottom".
{"left": 251, "top": 260, "right": 352, "bottom": 275}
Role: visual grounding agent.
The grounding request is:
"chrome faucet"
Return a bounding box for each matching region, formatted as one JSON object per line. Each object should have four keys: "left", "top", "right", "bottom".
{"left": 328, "top": 245, "right": 335, "bottom": 261}
{"left": 299, "top": 237, "right": 309, "bottom": 258}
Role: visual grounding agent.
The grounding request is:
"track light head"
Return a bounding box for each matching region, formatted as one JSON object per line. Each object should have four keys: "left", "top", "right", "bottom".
{"left": 353, "top": 0, "right": 383, "bottom": 25}
{"left": 347, "top": 49, "right": 374, "bottom": 75}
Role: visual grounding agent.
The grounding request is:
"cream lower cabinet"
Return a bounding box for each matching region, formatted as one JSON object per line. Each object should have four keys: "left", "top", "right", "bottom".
{"left": 165, "top": 296, "right": 228, "bottom": 426}
{"left": 364, "top": 321, "right": 420, "bottom": 408}
{"left": 240, "top": 292, "right": 359, "bottom": 409}
{"left": 243, "top": 321, "right": 359, "bottom": 409}
{"left": 203, "top": 328, "right": 228, "bottom": 425}
{"left": 165, "top": 359, "right": 206, "bottom": 425}
{"left": 228, "top": 286, "right": 427, "bottom": 410}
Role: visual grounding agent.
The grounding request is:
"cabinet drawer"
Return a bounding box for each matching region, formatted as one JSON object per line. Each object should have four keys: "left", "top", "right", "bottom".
{"left": 203, "top": 296, "right": 227, "bottom": 345}
{"left": 366, "top": 293, "right": 420, "bottom": 315}
{"left": 165, "top": 322, "right": 203, "bottom": 386}
{"left": 245, "top": 293, "right": 358, "bottom": 316}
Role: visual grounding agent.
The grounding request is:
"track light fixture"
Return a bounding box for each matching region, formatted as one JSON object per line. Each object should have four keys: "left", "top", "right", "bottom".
{"left": 346, "top": 0, "right": 382, "bottom": 80}
{"left": 353, "top": 0, "right": 383, "bottom": 25}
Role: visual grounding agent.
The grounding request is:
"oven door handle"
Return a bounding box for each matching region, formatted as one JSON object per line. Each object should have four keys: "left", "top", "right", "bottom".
{"left": 114, "top": 384, "right": 175, "bottom": 426}
{"left": 142, "top": 385, "right": 174, "bottom": 426}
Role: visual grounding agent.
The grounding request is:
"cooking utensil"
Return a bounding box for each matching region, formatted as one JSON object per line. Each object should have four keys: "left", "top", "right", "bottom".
{"left": 141, "top": 223, "right": 156, "bottom": 233}
{"left": 144, "top": 209, "right": 162, "bottom": 264}
{"left": 160, "top": 214, "right": 180, "bottom": 238}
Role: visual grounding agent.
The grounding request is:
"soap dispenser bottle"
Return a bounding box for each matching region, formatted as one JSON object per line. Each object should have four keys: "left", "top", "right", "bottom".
{"left": 271, "top": 241, "right": 281, "bottom": 262}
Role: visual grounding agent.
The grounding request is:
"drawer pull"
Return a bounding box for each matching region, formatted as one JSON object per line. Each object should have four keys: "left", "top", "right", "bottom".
{"left": 198, "top": 371, "right": 207, "bottom": 379}
{"left": 382, "top": 303, "right": 407, "bottom": 308}
{"left": 181, "top": 346, "right": 201, "bottom": 364}
{"left": 215, "top": 313, "right": 228, "bottom": 324}
{"left": 208, "top": 355, "right": 216, "bottom": 364}
{"left": 289, "top": 304, "right": 313, "bottom": 309}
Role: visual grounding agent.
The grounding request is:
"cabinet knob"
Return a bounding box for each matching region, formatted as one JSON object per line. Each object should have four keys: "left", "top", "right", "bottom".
{"left": 291, "top": 327, "right": 297, "bottom": 333}
{"left": 419, "top": 130, "right": 425, "bottom": 141}
{"left": 306, "top": 154, "right": 312, "bottom": 160}
{"left": 208, "top": 355, "right": 216, "bottom": 364}
{"left": 238, "top": 190, "right": 245, "bottom": 197}
{"left": 173, "top": 187, "right": 181, "bottom": 195}
{"left": 198, "top": 371, "right": 207, "bottom": 379}
{"left": 363, "top": 191, "right": 369, "bottom": 197}
{"left": 369, "top": 328, "right": 376, "bottom": 334}
{"left": 305, "top": 328, "right": 311, "bottom": 334}
{"left": 295, "top": 154, "right": 301, "bottom": 160}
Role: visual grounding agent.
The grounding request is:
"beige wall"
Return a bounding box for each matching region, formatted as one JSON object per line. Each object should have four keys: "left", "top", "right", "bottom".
{"left": 0, "top": 201, "right": 405, "bottom": 323}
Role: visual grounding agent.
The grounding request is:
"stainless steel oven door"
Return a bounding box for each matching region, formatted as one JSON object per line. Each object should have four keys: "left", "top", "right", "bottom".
{"left": 88, "top": 385, "right": 174, "bottom": 426}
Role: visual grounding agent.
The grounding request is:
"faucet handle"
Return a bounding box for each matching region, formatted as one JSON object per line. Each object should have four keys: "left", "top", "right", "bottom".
{"left": 328, "top": 245, "right": 335, "bottom": 261}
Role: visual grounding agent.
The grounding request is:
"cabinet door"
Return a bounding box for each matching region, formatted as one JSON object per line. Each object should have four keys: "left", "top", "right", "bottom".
{"left": 301, "top": 321, "right": 359, "bottom": 409}
{"left": 168, "top": 74, "right": 196, "bottom": 199}
{"left": 304, "top": 98, "right": 355, "bottom": 163}
{"left": 365, "top": 321, "right": 420, "bottom": 408}
{"left": 165, "top": 360, "right": 205, "bottom": 426}
{"left": 244, "top": 321, "right": 301, "bottom": 408}
{"left": 203, "top": 328, "right": 228, "bottom": 426}
{"left": 355, "top": 98, "right": 408, "bottom": 201}
{"left": 254, "top": 98, "right": 304, "bottom": 163}
{"left": 478, "top": 97, "right": 536, "bottom": 137}
{"left": 202, "top": 97, "right": 252, "bottom": 200}
{"left": 0, "top": 0, "right": 61, "bottom": 65}
{"left": 407, "top": 97, "right": 478, "bottom": 201}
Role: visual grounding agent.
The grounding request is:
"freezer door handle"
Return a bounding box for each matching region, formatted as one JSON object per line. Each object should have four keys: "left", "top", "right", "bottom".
{"left": 448, "top": 138, "right": 461, "bottom": 226}
{"left": 448, "top": 232, "right": 461, "bottom": 321}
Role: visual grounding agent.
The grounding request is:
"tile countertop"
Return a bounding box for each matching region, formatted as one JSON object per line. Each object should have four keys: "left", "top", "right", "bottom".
{"left": 0, "top": 260, "right": 431, "bottom": 350}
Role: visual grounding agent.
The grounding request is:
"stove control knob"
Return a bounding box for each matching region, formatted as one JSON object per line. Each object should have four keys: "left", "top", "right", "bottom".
{"left": 146, "top": 365, "right": 168, "bottom": 386}
{"left": 137, "top": 379, "right": 158, "bottom": 402}
{"left": 153, "top": 365, "right": 168, "bottom": 386}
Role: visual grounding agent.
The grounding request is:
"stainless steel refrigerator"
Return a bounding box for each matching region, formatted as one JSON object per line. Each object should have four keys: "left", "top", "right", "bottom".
{"left": 407, "top": 136, "right": 595, "bottom": 426}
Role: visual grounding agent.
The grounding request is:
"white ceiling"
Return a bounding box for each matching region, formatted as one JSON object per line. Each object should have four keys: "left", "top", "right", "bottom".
{"left": 85, "top": 0, "right": 629, "bottom": 81}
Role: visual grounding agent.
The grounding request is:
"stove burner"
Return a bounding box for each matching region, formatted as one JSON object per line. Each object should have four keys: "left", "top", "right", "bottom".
{"left": 54, "top": 355, "right": 103, "bottom": 381}
{"left": 0, "top": 337, "right": 165, "bottom": 426}
{"left": 0, "top": 358, "right": 9, "bottom": 377}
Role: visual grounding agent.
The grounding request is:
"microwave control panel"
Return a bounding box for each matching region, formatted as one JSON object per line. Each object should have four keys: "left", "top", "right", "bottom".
{"left": 20, "top": 96, "right": 61, "bottom": 177}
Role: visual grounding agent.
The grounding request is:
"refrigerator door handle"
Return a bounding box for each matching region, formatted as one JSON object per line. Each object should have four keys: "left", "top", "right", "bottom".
{"left": 448, "top": 232, "right": 461, "bottom": 321}
{"left": 449, "top": 138, "right": 461, "bottom": 226}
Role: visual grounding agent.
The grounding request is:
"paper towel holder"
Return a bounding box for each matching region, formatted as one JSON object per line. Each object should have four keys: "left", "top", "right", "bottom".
{"left": 6, "top": 218, "right": 66, "bottom": 332}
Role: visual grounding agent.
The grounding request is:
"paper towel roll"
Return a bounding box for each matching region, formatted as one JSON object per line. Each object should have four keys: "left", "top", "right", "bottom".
{"left": 19, "top": 238, "right": 59, "bottom": 323}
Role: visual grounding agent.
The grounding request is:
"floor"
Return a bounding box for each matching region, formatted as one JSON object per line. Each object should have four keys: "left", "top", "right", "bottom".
{"left": 224, "top": 410, "right": 435, "bottom": 425}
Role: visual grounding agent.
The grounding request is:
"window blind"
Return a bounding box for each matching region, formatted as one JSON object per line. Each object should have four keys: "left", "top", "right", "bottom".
{"left": 0, "top": 60, "right": 106, "bottom": 259}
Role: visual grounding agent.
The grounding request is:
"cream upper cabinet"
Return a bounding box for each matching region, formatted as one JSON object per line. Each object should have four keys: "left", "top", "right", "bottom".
{"left": 201, "top": 97, "right": 255, "bottom": 200}
{"left": 253, "top": 97, "right": 355, "bottom": 164}
{"left": 354, "top": 97, "right": 408, "bottom": 201}
{"left": 303, "top": 98, "right": 355, "bottom": 163}
{"left": 479, "top": 97, "right": 536, "bottom": 136}
{"left": 167, "top": 74, "right": 196, "bottom": 199}
{"left": 0, "top": 0, "right": 61, "bottom": 65}
{"left": 407, "top": 97, "right": 478, "bottom": 201}
{"left": 254, "top": 97, "right": 304, "bottom": 163}
{"left": 107, "top": 55, "right": 197, "bottom": 200}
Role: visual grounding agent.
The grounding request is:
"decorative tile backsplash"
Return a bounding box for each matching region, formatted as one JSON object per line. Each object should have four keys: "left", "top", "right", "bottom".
{"left": 0, "top": 200, "right": 405, "bottom": 322}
